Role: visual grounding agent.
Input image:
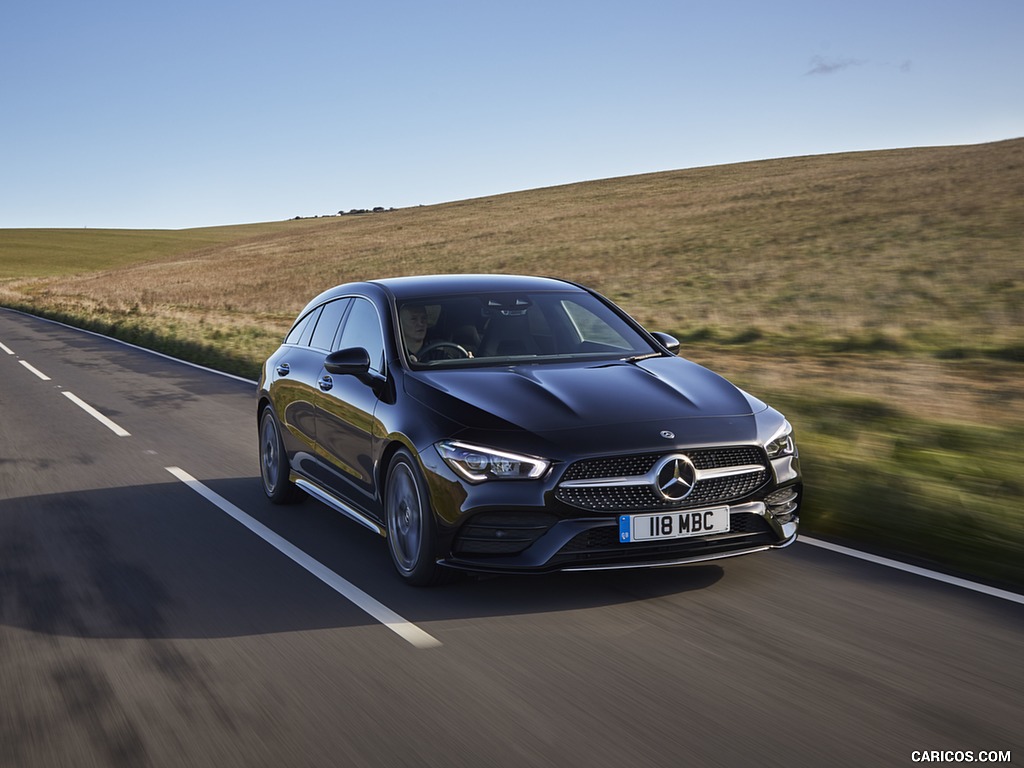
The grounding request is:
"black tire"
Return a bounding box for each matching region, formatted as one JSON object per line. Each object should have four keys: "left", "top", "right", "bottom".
{"left": 384, "top": 449, "right": 453, "bottom": 586}
{"left": 259, "top": 405, "right": 302, "bottom": 504}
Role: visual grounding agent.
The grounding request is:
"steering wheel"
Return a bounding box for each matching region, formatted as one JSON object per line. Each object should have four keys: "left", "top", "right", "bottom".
{"left": 418, "top": 341, "right": 471, "bottom": 360}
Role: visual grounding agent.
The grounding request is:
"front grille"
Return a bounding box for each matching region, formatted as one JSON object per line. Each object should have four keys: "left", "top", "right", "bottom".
{"left": 559, "top": 446, "right": 765, "bottom": 482}
{"left": 555, "top": 446, "right": 769, "bottom": 512}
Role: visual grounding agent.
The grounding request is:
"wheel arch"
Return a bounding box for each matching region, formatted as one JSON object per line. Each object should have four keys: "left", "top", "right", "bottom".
{"left": 376, "top": 436, "right": 418, "bottom": 501}
{"left": 257, "top": 394, "right": 273, "bottom": 424}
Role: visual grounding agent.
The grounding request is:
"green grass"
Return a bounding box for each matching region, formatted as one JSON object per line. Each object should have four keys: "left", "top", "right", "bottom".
{"left": 0, "top": 219, "right": 341, "bottom": 279}
{"left": 759, "top": 388, "right": 1024, "bottom": 588}
{"left": 2, "top": 138, "right": 1023, "bottom": 589}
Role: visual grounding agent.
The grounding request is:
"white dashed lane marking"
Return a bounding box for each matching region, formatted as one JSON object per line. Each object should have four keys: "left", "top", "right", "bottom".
{"left": 18, "top": 359, "right": 51, "bottom": 380}
{"left": 62, "top": 391, "right": 132, "bottom": 437}
{"left": 6, "top": 340, "right": 131, "bottom": 437}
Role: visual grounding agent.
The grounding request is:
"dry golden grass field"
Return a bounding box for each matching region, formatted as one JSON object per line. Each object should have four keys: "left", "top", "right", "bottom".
{"left": 2, "top": 138, "right": 1022, "bottom": 587}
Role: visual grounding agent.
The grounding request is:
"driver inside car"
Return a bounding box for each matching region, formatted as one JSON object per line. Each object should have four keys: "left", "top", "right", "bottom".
{"left": 399, "top": 303, "right": 429, "bottom": 359}
{"left": 399, "top": 302, "right": 473, "bottom": 361}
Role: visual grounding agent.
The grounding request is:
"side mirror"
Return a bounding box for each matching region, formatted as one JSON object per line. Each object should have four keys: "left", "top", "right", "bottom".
{"left": 650, "top": 332, "right": 681, "bottom": 355}
{"left": 324, "top": 347, "right": 371, "bottom": 376}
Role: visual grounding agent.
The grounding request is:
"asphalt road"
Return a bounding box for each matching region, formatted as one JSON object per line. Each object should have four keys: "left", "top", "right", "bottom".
{"left": 1, "top": 308, "right": 1021, "bottom": 768}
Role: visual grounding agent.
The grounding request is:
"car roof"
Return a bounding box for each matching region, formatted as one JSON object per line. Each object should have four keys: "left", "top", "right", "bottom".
{"left": 369, "top": 274, "right": 580, "bottom": 299}
{"left": 296, "top": 274, "right": 587, "bottom": 318}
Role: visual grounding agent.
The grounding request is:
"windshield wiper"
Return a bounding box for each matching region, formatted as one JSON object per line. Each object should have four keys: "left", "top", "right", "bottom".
{"left": 621, "top": 352, "right": 662, "bottom": 363}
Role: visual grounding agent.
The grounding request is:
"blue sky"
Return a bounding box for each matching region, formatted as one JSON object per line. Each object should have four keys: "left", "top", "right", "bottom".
{"left": 3, "top": 0, "right": 1022, "bottom": 230}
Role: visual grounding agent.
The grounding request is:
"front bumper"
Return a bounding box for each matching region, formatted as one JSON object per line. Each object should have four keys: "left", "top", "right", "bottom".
{"left": 440, "top": 499, "right": 799, "bottom": 574}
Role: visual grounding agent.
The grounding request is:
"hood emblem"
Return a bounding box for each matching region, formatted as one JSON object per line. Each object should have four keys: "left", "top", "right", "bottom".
{"left": 653, "top": 455, "right": 697, "bottom": 501}
{"left": 660, "top": 430, "right": 675, "bottom": 440}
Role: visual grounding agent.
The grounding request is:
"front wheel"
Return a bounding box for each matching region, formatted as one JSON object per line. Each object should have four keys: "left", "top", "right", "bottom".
{"left": 384, "top": 449, "right": 451, "bottom": 586}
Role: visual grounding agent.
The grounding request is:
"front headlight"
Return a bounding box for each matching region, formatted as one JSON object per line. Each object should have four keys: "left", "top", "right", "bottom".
{"left": 437, "top": 440, "right": 550, "bottom": 483}
{"left": 765, "top": 420, "right": 796, "bottom": 459}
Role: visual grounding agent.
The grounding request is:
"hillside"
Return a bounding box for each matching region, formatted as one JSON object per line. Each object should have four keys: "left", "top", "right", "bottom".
{"left": 3, "top": 139, "right": 1022, "bottom": 364}
{"left": 2, "top": 138, "right": 1023, "bottom": 587}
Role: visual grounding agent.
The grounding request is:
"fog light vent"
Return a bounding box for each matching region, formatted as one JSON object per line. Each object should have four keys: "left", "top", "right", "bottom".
{"left": 765, "top": 487, "right": 799, "bottom": 521}
{"left": 454, "top": 512, "right": 557, "bottom": 556}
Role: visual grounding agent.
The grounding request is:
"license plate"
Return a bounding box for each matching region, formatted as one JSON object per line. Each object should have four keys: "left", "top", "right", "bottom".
{"left": 618, "top": 507, "right": 730, "bottom": 543}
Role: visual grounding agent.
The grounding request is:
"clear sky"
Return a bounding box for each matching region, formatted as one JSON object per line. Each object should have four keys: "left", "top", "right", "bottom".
{"left": 3, "top": 0, "right": 1022, "bottom": 230}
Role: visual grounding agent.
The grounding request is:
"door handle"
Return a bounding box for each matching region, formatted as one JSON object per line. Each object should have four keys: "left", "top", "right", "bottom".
{"left": 318, "top": 375, "right": 333, "bottom": 392}
{"left": 276, "top": 363, "right": 291, "bottom": 376}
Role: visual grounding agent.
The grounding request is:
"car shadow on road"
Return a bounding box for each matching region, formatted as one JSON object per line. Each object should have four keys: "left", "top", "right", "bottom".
{"left": 0, "top": 476, "right": 728, "bottom": 641}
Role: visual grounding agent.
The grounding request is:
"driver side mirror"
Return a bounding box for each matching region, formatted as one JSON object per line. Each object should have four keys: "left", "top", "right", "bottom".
{"left": 650, "top": 332, "right": 681, "bottom": 355}
{"left": 324, "top": 347, "right": 371, "bottom": 376}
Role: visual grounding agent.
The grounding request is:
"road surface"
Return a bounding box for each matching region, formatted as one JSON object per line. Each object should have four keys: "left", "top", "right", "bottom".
{"left": 0, "top": 308, "right": 1020, "bottom": 767}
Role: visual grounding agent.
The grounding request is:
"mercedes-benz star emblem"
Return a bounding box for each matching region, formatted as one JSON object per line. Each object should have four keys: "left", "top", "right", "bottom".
{"left": 653, "top": 454, "right": 697, "bottom": 501}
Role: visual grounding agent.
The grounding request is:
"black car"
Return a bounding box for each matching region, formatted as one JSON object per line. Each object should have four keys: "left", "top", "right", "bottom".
{"left": 257, "top": 274, "right": 801, "bottom": 585}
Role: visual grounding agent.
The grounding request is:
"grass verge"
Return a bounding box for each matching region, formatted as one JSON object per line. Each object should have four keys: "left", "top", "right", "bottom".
{"left": 765, "top": 389, "right": 1024, "bottom": 589}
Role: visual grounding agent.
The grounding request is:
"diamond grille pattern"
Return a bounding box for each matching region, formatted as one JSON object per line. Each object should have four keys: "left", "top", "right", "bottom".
{"left": 555, "top": 446, "right": 769, "bottom": 512}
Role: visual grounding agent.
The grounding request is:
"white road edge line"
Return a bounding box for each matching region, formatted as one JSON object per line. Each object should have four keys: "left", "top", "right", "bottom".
{"left": 165, "top": 466, "right": 442, "bottom": 649}
{"left": 62, "top": 391, "right": 132, "bottom": 437}
{"left": 18, "top": 359, "right": 51, "bottom": 380}
{"left": 799, "top": 536, "right": 1024, "bottom": 605}
{"left": 0, "top": 341, "right": 14, "bottom": 355}
{"left": 2, "top": 307, "right": 255, "bottom": 385}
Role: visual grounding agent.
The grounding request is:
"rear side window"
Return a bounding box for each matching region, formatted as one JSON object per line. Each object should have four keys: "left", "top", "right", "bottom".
{"left": 310, "top": 299, "right": 351, "bottom": 351}
{"left": 285, "top": 307, "right": 321, "bottom": 346}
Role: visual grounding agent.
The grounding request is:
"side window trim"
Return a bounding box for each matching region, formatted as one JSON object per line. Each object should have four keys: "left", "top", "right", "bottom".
{"left": 285, "top": 306, "right": 323, "bottom": 347}
{"left": 329, "top": 300, "right": 356, "bottom": 352}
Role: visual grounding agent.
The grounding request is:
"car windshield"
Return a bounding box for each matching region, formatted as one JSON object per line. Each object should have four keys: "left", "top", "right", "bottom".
{"left": 397, "top": 290, "right": 659, "bottom": 367}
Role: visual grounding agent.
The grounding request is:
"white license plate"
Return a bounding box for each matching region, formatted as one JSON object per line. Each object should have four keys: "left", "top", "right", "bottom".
{"left": 618, "top": 507, "right": 730, "bottom": 543}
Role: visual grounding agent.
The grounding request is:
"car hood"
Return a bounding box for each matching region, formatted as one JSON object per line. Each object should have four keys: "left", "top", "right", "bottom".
{"left": 405, "top": 356, "right": 766, "bottom": 437}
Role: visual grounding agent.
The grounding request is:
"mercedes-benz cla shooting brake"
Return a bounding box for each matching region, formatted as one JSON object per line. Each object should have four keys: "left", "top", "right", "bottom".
{"left": 258, "top": 274, "right": 801, "bottom": 585}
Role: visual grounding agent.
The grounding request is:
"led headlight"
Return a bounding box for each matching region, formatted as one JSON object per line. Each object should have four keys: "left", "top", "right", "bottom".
{"left": 765, "top": 420, "right": 796, "bottom": 459}
{"left": 437, "top": 440, "right": 550, "bottom": 483}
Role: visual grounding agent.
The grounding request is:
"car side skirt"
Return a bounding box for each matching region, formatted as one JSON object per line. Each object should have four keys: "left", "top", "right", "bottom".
{"left": 292, "top": 474, "right": 386, "bottom": 537}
